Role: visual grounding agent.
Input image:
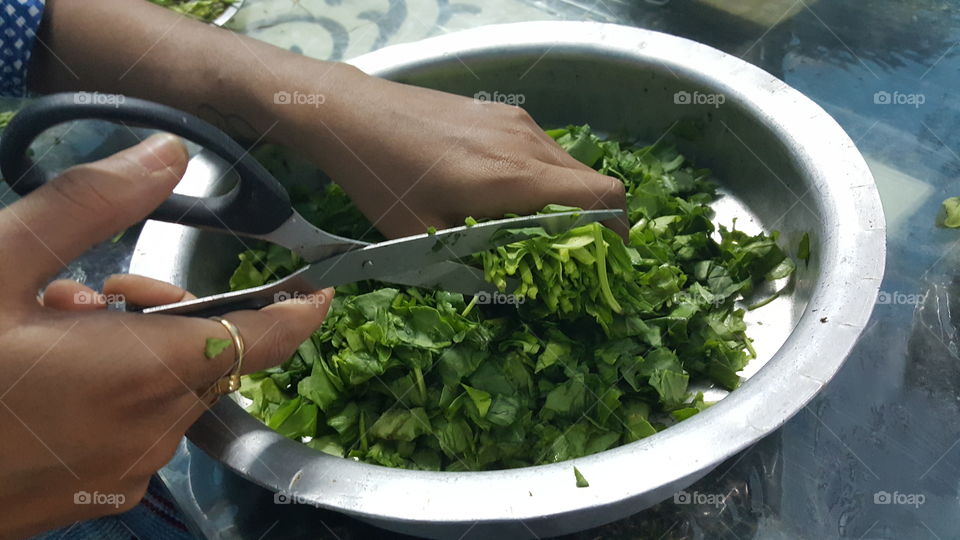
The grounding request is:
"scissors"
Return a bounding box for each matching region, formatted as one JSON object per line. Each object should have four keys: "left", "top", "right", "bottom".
{"left": 0, "top": 93, "right": 622, "bottom": 318}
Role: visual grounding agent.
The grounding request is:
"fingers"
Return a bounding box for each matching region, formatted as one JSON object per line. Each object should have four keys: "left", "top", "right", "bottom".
{"left": 0, "top": 134, "right": 188, "bottom": 294}
{"left": 103, "top": 274, "right": 196, "bottom": 306}
{"left": 115, "top": 288, "right": 335, "bottom": 398}
{"left": 41, "top": 280, "right": 105, "bottom": 311}
{"left": 538, "top": 164, "right": 629, "bottom": 239}
{"left": 42, "top": 275, "right": 196, "bottom": 312}
{"left": 214, "top": 288, "right": 336, "bottom": 375}
{"left": 532, "top": 127, "right": 630, "bottom": 238}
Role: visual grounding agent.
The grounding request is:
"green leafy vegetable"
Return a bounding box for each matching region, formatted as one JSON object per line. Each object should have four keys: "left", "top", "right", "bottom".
{"left": 937, "top": 197, "right": 960, "bottom": 228}
{"left": 147, "top": 0, "right": 235, "bottom": 22}
{"left": 0, "top": 110, "right": 16, "bottom": 130}
{"left": 233, "top": 126, "right": 795, "bottom": 471}
{"left": 204, "top": 337, "right": 231, "bottom": 359}
{"left": 574, "top": 466, "right": 590, "bottom": 488}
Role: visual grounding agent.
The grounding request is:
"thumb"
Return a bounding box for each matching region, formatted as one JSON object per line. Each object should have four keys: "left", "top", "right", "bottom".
{"left": 0, "top": 134, "right": 188, "bottom": 293}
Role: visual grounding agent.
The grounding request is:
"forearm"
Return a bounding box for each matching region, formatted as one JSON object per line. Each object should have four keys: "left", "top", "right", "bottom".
{"left": 27, "top": 0, "right": 365, "bottom": 148}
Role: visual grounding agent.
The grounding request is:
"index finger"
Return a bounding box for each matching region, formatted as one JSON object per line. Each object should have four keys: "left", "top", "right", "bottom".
{"left": 108, "top": 288, "right": 335, "bottom": 399}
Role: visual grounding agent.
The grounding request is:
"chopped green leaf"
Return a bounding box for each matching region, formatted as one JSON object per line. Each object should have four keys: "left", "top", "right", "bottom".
{"left": 747, "top": 292, "right": 780, "bottom": 311}
{"left": 147, "top": 0, "right": 235, "bottom": 22}
{"left": 937, "top": 197, "right": 960, "bottom": 228}
{"left": 574, "top": 466, "right": 590, "bottom": 488}
{"left": 204, "top": 337, "right": 231, "bottom": 359}
{"left": 0, "top": 110, "right": 16, "bottom": 130}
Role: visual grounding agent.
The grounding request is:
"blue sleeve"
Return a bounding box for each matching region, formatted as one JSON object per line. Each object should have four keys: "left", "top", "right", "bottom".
{"left": 0, "top": 0, "right": 46, "bottom": 97}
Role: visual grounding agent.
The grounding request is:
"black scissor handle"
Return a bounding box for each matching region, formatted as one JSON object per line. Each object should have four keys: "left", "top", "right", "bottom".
{"left": 0, "top": 92, "right": 292, "bottom": 235}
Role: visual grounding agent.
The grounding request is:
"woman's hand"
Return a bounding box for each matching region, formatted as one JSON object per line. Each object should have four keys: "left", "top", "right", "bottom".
{"left": 0, "top": 135, "right": 332, "bottom": 539}
{"left": 276, "top": 70, "right": 628, "bottom": 238}
{"left": 29, "top": 0, "right": 626, "bottom": 240}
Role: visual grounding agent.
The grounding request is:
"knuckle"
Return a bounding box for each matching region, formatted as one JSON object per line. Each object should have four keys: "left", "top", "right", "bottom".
{"left": 485, "top": 153, "right": 534, "bottom": 182}
{"left": 504, "top": 103, "right": 533, "bottom": 121}
{"left": 603, "top": 176, "right": 627, "bottom": 203}
{"left": 502, "top": 122, "right": 541, "bottom": 145}
{"left": 49, "top": 167, "right": 116, "bottom": 216}
{"left": 261, "top": 323, "right": 300, "bottom": 367}
{"left": 125, "top": 365, "right": 184, "bottom": 408}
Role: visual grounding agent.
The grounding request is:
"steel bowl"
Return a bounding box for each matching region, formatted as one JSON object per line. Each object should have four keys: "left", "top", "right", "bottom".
{"left": 130, "top": 21, "right": 885, "bottom": 539}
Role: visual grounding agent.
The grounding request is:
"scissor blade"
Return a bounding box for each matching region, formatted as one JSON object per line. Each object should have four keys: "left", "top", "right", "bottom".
{"left": 378, "top": 260, "right": 517, "bottom": 296}
{"left": 140, "top": 208, "right": 621, "bottom": 317}
{"left": 295, "top": 209, "right": 622, "bottom": 290}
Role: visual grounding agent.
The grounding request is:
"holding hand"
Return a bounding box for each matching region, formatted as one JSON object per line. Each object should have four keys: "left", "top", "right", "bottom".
{"left": 0, "top": 135, "right": 332, "bottom": 539}
{"left": 279, "top": 71, "right": 628, "bottom": 238}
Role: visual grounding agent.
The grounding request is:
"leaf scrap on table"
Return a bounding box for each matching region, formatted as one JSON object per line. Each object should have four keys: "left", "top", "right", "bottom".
{"left": 937, "top": 197, "right": 960, "bottom": 229}
{"left": 147, "top": 0, "right": 235, "bottom": 22}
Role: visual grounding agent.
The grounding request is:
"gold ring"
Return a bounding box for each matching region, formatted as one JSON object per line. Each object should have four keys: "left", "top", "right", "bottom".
{"left": 209, "top": 316, "right": 245, "bottom": 395}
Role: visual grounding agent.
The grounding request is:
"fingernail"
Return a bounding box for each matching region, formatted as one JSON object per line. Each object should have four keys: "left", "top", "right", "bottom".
{"left": 129, "top": 133, "right": 188, "bottom": 173}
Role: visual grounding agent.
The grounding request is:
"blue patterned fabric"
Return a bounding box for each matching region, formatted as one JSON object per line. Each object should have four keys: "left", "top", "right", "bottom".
{"left": 0, "top": 0, "right": 44, "bottom": 97}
